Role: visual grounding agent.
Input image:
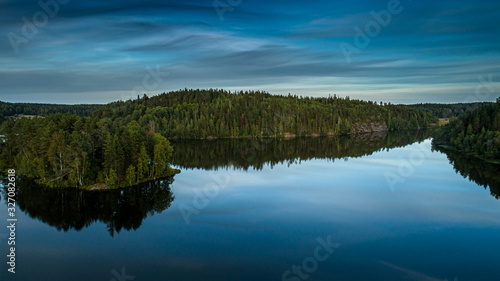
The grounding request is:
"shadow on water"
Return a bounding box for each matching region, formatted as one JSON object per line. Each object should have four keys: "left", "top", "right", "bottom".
{"left": 433, "top": 146, "right": 500, "bottom": 199}
{"left": 170, "top": 130, "right": 431, "bottom": 171}
{"left": 5, "top": 129, "right": 497, "bottom": 236}
{"left": 1, "top": 177, "right": 175, "bottom": 236}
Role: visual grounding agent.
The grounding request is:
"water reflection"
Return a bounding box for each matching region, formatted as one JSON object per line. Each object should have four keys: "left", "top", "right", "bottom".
{"left": 1, "top": 131, "right": 499, "bottom": 281}
{"left": 171, "top": 130, "right": 430, "bottom": 171}
{"left": 3, "top": 129, "right": 498, "bottom": 240}
{"left": 1, "top": 178, "right": 175, "bottom": 236}
{"left": 433, "top": 146, "right": 500, "bottom": 199}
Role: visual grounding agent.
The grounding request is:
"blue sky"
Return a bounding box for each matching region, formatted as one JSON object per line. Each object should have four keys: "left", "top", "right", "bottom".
{"left": 0, "top": 0, "right": 499, "bottom": 104}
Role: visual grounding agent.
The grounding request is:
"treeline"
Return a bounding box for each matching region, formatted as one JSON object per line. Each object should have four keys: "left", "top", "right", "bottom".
{"left": 0, "top": 101, "right": 102, "bottom": 118}
{"left": 0, "top": 113, "right": 177, "bottom": 188}
{"left": 407, "top": 102, "right": 493, "bottom": 119}
{"left": 92, "top": 89, "right": 430, "bottom": 138}
{"left": 432, "top": 100, "right": 500, "bottom": 161}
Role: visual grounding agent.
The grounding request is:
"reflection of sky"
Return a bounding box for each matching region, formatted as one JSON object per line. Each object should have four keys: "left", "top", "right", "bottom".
{"left": 1, "top": 140, "right": 500, "bottom": 281}
{"left": 173, "top": 140, "right": 499, "bottom": 227}
{"left": 1, "top": 0, "right": 499, "bottom": 103}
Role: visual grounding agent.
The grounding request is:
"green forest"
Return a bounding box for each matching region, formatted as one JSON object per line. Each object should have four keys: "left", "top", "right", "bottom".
{"left": 432, "top": 100, "right": 500, "bottom": 161}
{"left": 0, "top": 113, "right": 177, "bottom": 189}
{"left": 0, "top": 101, "right": 102, "bottom": 119}
{"left": 0, "top": 88, "right": 497, "bottom": 189}
{"left": 92, "top": 89, "right": 431, "bottom": 138}
{"left": 408, "top": 102, "right": 493, "bottom": 118}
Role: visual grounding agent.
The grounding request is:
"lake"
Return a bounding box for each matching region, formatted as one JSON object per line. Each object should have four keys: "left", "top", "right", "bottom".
{"left": 1, "top": 131, "right": 499, "bottom": 281}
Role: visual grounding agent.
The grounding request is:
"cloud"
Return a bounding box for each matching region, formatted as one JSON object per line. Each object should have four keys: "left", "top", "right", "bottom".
{"left": 0, "top": 0, "right": 499, "bottom": 103}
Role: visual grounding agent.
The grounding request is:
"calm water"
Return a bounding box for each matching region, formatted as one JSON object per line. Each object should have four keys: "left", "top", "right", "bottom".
{"left": 1, "top": 132, "right": 499, "bottom": 281}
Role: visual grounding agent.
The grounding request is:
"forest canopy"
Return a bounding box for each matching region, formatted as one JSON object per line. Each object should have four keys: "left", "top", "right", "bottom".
{"left": 407, "top": 102, "right": 493, "bottom": 119}
{"left": 92, "top": 89, "right": 431, "bottom": 138}
{"left": 0, "top": 101, "right": 102, "bottom": 117}
{"left": 432, "top": 100, "right": 500, "bottom": 161}
{"left": 0, "top": 113, "right": 176, "bottom": 188}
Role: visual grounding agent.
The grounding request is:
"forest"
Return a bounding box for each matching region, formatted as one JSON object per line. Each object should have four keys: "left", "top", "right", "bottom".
{"left": 2, "top": 88, "right": 492, "bottom": 189}
{"left": 92, "top": 89, "right": 431, "bottom": 138}
{"left": 432, "top": 100, "right": 500, "bottom": 161}
{"left": 407, "top": 102, "right": 493, "bottom": 118}
{"left": 0, "top": 101, "right": 102, "bottom": 118}
{"left": 0, "top": 113, "right": 178, "bottom": 188}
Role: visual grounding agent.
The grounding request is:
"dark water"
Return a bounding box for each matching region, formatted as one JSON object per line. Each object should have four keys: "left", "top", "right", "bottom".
{"left": 1, "top": 131, "right": 499, "bottom": 281}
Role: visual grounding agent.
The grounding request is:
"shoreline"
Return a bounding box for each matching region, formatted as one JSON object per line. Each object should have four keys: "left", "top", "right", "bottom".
{"left": 25, "top": 168, "right": 182, "bottom": 191}
{"left": 434, "top": 144, "right": 500, "bottom": 165}
{"left": 167, "top": 127, "right": 426, "bottom": 141}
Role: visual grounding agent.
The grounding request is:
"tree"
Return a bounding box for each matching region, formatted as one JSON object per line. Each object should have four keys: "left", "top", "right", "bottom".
{"left": 152, "top": 134, "right": 173, "bottom": 179}
{"left": 137, "top": 144, "right": 150, "bottom": 181}
{"left": 126, "top": 165, "right": 137, "bottom": 185}
{"left": 107, "top": 168, "right": 118, "bottom": 187}
{"left": 47, "top": 131, "right": 67, "bottom": 183}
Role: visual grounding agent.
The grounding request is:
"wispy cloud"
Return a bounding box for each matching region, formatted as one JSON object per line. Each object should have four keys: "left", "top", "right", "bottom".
{"left": 0, "top": 0, "right": 499, "bottom": 103}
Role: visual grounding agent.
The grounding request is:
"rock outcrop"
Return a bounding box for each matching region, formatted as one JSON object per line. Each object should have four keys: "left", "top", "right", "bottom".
{"left": 350, "top": 122, "right": 388, "bottom": 134}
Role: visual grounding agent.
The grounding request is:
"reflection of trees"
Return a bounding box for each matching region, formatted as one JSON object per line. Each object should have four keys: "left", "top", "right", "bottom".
{"left": 4, "top": 178, "right": 174, "bottom": 236}
{"left": 171, "top": 130, "right": 431, "bottom": 171}
{"left": 433, "top": 146, "right": 500, "bottom": 199}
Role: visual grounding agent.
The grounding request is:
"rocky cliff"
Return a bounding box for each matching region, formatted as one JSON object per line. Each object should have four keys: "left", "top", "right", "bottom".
{"left": 350, "top": 122, "right": 388, "bottom": 134}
